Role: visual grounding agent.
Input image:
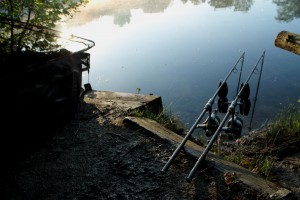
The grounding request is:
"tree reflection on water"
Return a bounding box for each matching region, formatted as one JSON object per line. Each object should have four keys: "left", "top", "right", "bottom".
{"left": 207, "top": 0, "right": 253, "bottom": 12}
{"left": 273, "top": 0, "right": 300, "bottom": 22}
{"left": 65, "top": 0, "right": 300, "bottom": 29}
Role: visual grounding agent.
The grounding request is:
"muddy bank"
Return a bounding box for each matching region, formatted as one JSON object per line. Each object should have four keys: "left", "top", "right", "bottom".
{"left": 0, "top": 92, "right": 296, "bottom": 199}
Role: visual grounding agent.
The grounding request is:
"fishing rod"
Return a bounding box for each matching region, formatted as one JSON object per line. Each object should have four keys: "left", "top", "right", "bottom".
{"left": 161, "top": 52, "right": 246, "bottom": 174}
{"left": 186, "top": 51, "right": 266, "bottom": 182}
{"left": 248, "top": 52, "right": 265, "bottom": 130}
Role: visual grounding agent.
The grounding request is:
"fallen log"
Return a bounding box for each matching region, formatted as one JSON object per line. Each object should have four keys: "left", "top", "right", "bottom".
{"left": 275, "top": 31, "right": 300, "bottom": 55}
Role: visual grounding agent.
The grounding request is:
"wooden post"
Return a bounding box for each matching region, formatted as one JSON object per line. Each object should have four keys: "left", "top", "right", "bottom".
{"left": 275, "top": 31, "right": 300, "bottom": 55}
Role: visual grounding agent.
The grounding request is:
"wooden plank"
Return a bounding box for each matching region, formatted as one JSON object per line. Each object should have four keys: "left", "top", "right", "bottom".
{"left": 275, "top": 31, "right": 300, "bottom": 55}
{"left": 124, "top": 116, "right": 291, "bottom": 199}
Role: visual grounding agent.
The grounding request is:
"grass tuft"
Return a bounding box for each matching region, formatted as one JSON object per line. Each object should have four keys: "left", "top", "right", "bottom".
{"left": 128, "top": 104, "right": 186, "bottom": 135}
{"left": 225, "top": 103, "right": 300, "bottom": 177}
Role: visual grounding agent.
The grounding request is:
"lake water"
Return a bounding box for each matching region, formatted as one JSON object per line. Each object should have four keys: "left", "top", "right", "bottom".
{"left": 59, "top": 0, "right": 300, "bottom": 131}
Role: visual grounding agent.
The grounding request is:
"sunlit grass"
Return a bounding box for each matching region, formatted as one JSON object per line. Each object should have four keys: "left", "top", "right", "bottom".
{"left": 266, "top": 104, "right": 300, "bottom": 143}
{"left": 225, "top": 103, "right": 300, "bottom": 177}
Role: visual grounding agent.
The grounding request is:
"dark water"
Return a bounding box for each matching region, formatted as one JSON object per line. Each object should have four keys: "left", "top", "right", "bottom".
{"left": 60, "top": 0, "right": 300, "bottom": 130}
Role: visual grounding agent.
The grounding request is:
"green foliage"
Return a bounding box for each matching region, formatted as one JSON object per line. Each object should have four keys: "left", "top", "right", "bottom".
{"left": 136, "top": 88, "right": 141, "bottom": 94}
{"left": 251, "top": 154, "right": 275, "bottom": 177}
{"left": 225, "top": 103, "right": 300, "bottom": 177}
{"left": 0, "top": 0, "right": 89, "bottom": 53}
{"left": 224, "top": 145, "right": 277, "bottom": 177}
{"left": 267, "top": 104, "right": 300, "bottom": 142}
{"left": 224, "top": 150, "right": 243, "bottom": 166}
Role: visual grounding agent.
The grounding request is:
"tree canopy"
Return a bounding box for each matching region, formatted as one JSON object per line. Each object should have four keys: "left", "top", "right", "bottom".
{"left": 0, "top": 0, "right": 88, "bottom": 54}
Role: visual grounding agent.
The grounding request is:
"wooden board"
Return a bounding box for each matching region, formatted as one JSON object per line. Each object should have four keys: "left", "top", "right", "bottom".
{"left": 124, "top": 116, "right": 291, "bottom": 199}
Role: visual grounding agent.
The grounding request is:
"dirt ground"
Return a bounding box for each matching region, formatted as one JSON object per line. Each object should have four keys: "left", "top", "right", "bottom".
{"left": 0, "top": 100, "right": 298, "bottom": 200}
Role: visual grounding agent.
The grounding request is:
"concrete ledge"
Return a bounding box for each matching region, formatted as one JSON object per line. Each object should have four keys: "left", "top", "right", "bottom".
{"left": 83, "top": 91, "right": 162, "bottom": 124}
{"left": 84, "top": 90, "right": 162, "bottom": 112}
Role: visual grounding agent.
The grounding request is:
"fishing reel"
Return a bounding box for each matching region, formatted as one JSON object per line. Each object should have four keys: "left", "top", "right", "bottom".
{"left": 198, "top": 81, "right": 249, "bottom": 139}
{"left": 198, "top": 112, "right": 244, "bottom": 139}
{"left": 198, "top": 111, "right": 221, "bottom": 137}
{"left": 225, "top": 115, "right": 244, "bottom": 139}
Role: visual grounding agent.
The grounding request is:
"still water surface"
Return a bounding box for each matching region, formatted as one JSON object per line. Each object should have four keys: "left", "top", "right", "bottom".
{"left": 60, "top": 0, "right": 300, "bottom": 130}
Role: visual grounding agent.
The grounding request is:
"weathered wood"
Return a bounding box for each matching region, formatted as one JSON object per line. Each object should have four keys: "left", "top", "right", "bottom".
{"left": 124, "top": 116, "right": 291, "bottom": 199}
{"left": 275, "top": 31, "right": 300, "bottom": 55}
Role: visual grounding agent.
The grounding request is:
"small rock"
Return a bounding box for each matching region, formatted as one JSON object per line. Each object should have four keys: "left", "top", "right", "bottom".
{"left": 269, "top": 188, "right": 291, "bottom": 199}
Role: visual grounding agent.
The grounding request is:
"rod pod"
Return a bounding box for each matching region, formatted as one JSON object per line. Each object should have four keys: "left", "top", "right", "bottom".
{"left": 186, "top": 51, "right": 266, "bottom": 182}
{"left": 161, "top": 52, "right": 245, "bottom": 174}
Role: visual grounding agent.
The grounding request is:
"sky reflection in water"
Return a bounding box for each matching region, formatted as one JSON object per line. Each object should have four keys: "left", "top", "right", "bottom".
{"left": 60, "top": 0, "right": 300, "bottom": 130}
